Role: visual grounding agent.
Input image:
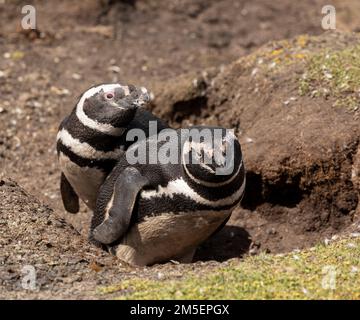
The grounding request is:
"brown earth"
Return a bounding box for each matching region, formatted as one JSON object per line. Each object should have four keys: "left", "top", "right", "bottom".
{"left": 1, "top": 0, "right": 360, "bottom": 298}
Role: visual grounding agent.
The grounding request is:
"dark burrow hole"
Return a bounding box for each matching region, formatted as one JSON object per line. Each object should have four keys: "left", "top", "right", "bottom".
{"left": 171, "top": 97, "right": 208, "bottom": 123}
{"left": 194, "top": 226, "right": 251, "bottom": 262}
{"left": 194, "top": 170, "right": 358, "bottom": 262}
{"left": 241, "top": 171, "right": 305, "bottom": 210}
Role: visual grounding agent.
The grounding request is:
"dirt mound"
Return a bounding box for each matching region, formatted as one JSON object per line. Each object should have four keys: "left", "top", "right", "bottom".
{"left": 151, "top": 32, "right": 360, "bottom": 254}
{"left": 0, "top": 177, "right": 124, "bottom": 299}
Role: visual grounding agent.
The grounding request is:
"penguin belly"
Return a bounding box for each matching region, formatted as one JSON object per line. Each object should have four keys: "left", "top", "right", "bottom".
{"left": 112, "top": 209, "right": 230, "bottom": 266}
{"left": 59, "top": 152, "right": 105, "bottom": 210}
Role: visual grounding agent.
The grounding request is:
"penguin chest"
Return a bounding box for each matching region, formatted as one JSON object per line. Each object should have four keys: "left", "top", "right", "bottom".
{"left": 109, "top": 177, "right": 242, "bottom": 265}
{"left": 58, "top": 152, "right": 105, "bottom": 210}
{"left": 113, "top": 210, "right": 230, "bottom": 266}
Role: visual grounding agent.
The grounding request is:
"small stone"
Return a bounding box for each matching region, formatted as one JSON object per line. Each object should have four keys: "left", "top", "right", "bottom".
{"left": 71, "top": 73, "right": 82, "bottom": 80}
{"left": 324, "top": 72, "right": 333, "bottom": 79}
{"left": 108, "top": 65, "right": 121, "bottom": 73}
{"left": 50, "top": 86, "right": 70, "bottom": 96}
{"left": 302, "top": 287, "right": 309, "bottom": 295}
{"left": 26, "top": 100, "right": 42, "bottom": 109}
{"left": 251, "top": 68, "right": 258, "bottom": 77}
{"left": 33, "top": 101, "right": 42, "bottom": 108}
{"left": 347, "top": 242, "right": 357, "bottom": 248}
{"left": 269, "top": 62, "right": 276, "bottom": 69}
{"left": 157, "top": 272, "right": 164, "bottom": 280}
{"left": 283, "top": 100, "right": 290, "bottom": 106}
{"left": 351, "top": 266, "right": 358, "bottom": 274}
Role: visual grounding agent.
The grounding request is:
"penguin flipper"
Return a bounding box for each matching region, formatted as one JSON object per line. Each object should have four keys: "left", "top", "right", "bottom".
{"left": 60, "top": 172, "right": 80, "bottom": 214}
{"left": 92, "top": 167, "right": 148, "bottom": 245}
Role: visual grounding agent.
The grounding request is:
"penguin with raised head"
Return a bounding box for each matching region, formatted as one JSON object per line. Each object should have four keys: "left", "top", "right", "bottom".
{"left": 56, "top": 83, "right": 168, "bottom": 214}
{"left": 90, "top": 126, "right": 246, "bottom": 266}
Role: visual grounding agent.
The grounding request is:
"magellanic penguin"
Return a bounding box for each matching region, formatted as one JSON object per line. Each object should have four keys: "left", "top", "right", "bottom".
{"left": 90, "top": 126, "right": 246, "bottom": 266}
{"left": 56, "top": 83, "right": 168, "bottom": 213}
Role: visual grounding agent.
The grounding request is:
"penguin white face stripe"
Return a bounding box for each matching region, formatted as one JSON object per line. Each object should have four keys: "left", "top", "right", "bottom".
{"left": 183, "top": 159, "right": 244, "bottom": 188}
{"left": 140, "top": 177, "right": 246, "bottom": 207}
{"left": 123, "top": 86, "right": 130, "bottom": 96}
{"left": 57, "top": 128, "right": 124, "bottom": 160}
{"left": 75, "top": 84, "right": 129, "bottom": 136}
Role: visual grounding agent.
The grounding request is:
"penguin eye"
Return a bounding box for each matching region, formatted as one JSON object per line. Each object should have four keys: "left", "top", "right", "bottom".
{"left": 105, "top": 92, "right": 114, "bottom": 100}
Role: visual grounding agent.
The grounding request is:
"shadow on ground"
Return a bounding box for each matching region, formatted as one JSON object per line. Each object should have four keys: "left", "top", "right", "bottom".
{"left": 194, "top": 226, "right": 251, "bottom": 262}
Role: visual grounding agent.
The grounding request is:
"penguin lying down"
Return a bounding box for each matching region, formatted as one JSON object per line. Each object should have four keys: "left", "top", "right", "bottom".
{"left": 56, "top": 83, "right": 168, "bottom": 213}
{"left": 90, "top": 127, "right": 246, "bottom": 266}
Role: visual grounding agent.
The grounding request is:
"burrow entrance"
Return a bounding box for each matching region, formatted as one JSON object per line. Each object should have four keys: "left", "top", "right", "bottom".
{"left": 194, "top": 162, "right": 358, "bottom": 262}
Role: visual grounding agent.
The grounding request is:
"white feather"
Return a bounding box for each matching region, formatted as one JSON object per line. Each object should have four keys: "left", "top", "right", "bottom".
{"left": 57, "top": 128, "right": 124, "bottom": 160}
{"left": 140, "top": 177, "right": 246, "bottom": 207}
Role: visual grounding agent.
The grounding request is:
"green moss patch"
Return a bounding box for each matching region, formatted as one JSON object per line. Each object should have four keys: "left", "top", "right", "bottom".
{"left": 98, "top": 237, "right": 360, "bottom": 300}
{"left": 299, "top": 45, "right": 360, "bottom": 111}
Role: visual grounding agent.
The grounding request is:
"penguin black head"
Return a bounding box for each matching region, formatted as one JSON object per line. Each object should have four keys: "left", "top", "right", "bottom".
{"left": 181, "top": 127, "right": 243, "bottom": 187}
{"left": 75, "top": 83, "right": 150, "bottom": 135}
